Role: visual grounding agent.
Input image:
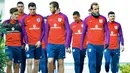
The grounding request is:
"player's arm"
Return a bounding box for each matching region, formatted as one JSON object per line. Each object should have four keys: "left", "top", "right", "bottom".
{"left": 80, "top": 18, "right": 87, "bottom": 50}
{"left": 64, "top": 15, "right": 72, "bottom": 49}
{"left": 118, "top": 23, "right": 124, "bottom": 51}
{"left": 19, "top": 21, "right": 28, "bottom": 44}
{"left": 104, "top": 18, "right": 110, "bottom": 48}
{"left": 39, "top": 16, "right": 45, "bottom": 42}
{"left": 35, "top": 16, "right": 45, "bottom": 48}
{"left": 44, "top": 18, "right": 50, "bottom": 45}
{"left": 70, "top": 23, "right": 73, "bottom": 42}
{"left": 21, "top": 18, "right": 29, "bottom": 51}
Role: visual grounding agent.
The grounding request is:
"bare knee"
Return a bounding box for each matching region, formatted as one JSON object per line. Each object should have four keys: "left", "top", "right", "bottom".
{"left": 34, "top": 59, "right": 40, "bottom": 66}
{"left": 27, "top": 59, "right": 33, "bottom": 66}
{"left": 7, "top": 61, "right": 12, "bottom": 67}
{"left": 14, "top": 63, "right": 20, "bottom": 69}
{"left": 58, "top": 59, "right": 64, "bottom": 66}
{"left": 48, "top": 58, "right": 54, "bottom": 64}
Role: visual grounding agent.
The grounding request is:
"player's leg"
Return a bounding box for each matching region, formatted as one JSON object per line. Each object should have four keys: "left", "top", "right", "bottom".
{"left": 20, "top": 48, "right": 26, "bottom": 73}
{"left": 53, "top": 55, "right": 58, "bottom": 73}
{"left": 116, "top": 49, "right": 120, "bottom": 73}
{"left": 39, "top": 49, "right": 48, "bottom": 73}
{"left": 57, "top": 44, "right": 65, "bottom": 73}
{"left": 80, "top": 49, "right": 86, "bottom": 73}
{"left": 5, "top": 46, "right": 13, "bottom": 73}
{"left": 96, "top": 45, "right": 104, "bottom": 73}
{"left": 33, "top": 46, "right": 42, "bottom": 73}
{"left": 13, "top": 46, "right": 23, "bottom": 73}
{"left": 72, "top": 48, "right": 80, "bottom": 73}
{"left": 26, "top": 45, "right": 34, "bottom": 73}
{"left": 87, "top": 44, "right": 96, "bottom": 73}
{"left": 47, "top": 44, "right": 55, "bottom": 73}
{"left": 104, "top": 49, "right": 111, "bottom": 72}
{"left": 111, "top": 49, "right": 120, "bottom": 73}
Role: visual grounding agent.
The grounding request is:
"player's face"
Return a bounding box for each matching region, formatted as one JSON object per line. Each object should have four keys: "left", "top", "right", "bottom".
{"left": 11, "top": 12, "right": 18, "bottom": 20}
{"left": 49, "top": 4, "right": 56, "bottom": 14}
{"left": 73, "top": 15, "right": 80, "bottom": 22}
{"left": 29, "top": 6, "right": 36, "bottom": 15}
{"left": 108, "top": 14, "right": 115, "bottom": 22}
{"left": 17, "top": 4, "right": 24, "bottom": 13}
{"left": 92, "top": 5, "right": 99, "bottom": 14}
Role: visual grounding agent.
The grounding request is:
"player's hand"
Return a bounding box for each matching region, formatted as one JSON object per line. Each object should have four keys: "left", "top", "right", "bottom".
{"left": 121, "top": 45, "right": 124, "bottom": 52}
{"left": 22, "top": 45, "right": 24, "bottom": 49}
{"left": 35, "top": 41, "right": 41, "bottom": 48}
{"left": 105, "top": 44, "right": 109, "bottom": 49}
{"left": 66, "top": 48, "right": 71, "bottom": 54}
{"left": 25, "top": 44, "right": 29, "bottom": 51}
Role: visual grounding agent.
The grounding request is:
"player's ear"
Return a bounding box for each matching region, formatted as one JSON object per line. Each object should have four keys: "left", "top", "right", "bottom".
{"left": 54, "top": 7, "right": 57, "bottom": 10}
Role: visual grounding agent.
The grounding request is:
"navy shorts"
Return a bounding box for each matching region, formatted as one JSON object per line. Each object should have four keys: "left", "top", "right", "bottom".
{"left": 47, "top": 43, "right": 65, "bottom": 59}
{"left": 5, "top": 46, "right": 22, "bottom": 63}
{"left": 26, "top": 45, "right": 42, "bottom": 59}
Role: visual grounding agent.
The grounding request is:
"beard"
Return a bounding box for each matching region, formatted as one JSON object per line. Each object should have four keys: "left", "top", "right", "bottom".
{"left": 52, "top": 10, "right": 56, "bottom": 14}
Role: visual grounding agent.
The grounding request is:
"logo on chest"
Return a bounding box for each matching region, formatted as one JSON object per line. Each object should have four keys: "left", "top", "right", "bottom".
{"left": 90, "top": 24, "right": 102, "bottom": 30}
{"left": 36, "top": 18, "right": 40, "bottom": 22}
{"left": 110, "top": 31, "right": 117, "bottom": 36}
{"left": 51, "top": 23, "right": 61, "bottom": 29}
{"left": 114, "top": 26, "right": 118, "bottom": 30}
{"left": 29, "top": 24, "right": 40, "bottom": 30}
{"left": 99, "top": 19, "right": 103, "bottom": 23}
{"left": 81, "top": 24, "right": 83, "bottom": 28}
{"left": 11, "top": 27, "right": 15, "bottom": 31}
{"left": 58, "top": 18, "right": 62, "bottom": 22}
{"left": 74, "top": 29, "right": 82, "bottom": 35}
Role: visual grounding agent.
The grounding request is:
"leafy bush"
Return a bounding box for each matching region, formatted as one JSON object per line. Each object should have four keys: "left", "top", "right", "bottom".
{"left": 0, "top": 11, "right": 8, "bottom": 73}
{"left": 119, "top": 63, "right": 130, "bottom": 73}
{"left": 0, "top": 36, "right": 8, "bottom": 73}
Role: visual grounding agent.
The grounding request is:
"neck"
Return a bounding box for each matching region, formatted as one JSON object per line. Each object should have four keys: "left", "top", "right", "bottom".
{"left": 109, "top": 20, "right": 114, "bottom": 23}
{"left": 76, "top": 19, "right": 81, "bottom": 23}
{"left": 18, "top": 12, "right": 24, "bottom": 15}
{"left": 54, "top": 10, "right": 59, "bottom": 14}
{"left": 11, "top": 17, "right": 15, "bottom": 20}
{"left": 91, "top": 12, "right": 100, "bottom": 18}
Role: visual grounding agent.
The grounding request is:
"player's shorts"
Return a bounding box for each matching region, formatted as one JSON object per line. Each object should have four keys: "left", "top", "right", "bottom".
{"left": 47, "top": 43, "right": 65, "bottom": 59}
{"left": 26, "top": 45, "right": 42, "bottom": 59}
{"left": 5, "top": 46, "right": 22, "bottom": 63}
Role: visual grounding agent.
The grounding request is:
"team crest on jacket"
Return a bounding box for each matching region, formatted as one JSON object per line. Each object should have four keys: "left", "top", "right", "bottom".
{"left": 99, "top": 19, "right": 103, "bottom": 23}
{"left": 114, "top": 26, "right": 118, "bottom": 29}
{"left": 81, "top": 24, "right": 83, "bottom": 27}
{"left": 37, "top": 18, "right": 40, "bottom": 22}
{"left": 58, "top": 18, "right": 62, "bottom": 22}
{"left": 12, "top": 27, "right": 15, "bottom": 31}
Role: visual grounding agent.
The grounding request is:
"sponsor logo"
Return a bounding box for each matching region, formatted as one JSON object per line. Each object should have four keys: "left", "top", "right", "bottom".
{"left": 90, "top": 25, "right": 102, "bottom": 30}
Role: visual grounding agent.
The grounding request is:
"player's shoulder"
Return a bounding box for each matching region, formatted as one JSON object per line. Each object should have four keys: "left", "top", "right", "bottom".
{"left": 100, "top": 15, "right": 107, "bottom": 19}
{"left": 84, "top": 15, "right": 92, "bottom": 21}
{"left": 114, "top": 21, "right": 121, "bottom": 26}
{"left": 59, "top": 12, "right": 68, "bottom": 19}
{"left": 70, "top": 22, "right": 75, "bottom": 26}
{"left": 22, "top": 14, "right": 30, "bottom": 20}
{"left": 36, "top": 14, "right": 43, "bottom": 17}
{"left": 2, "top": 19, "right": 10, "bottom": 24}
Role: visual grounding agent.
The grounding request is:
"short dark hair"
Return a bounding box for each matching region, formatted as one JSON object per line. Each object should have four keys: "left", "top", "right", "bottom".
{"left": 108, "top": 11, "right": 115, "bottom": 16}
{"left": 49, "top": 1, "right": 59, "bottom": 9}
{"left": 28, "top": 2, "right": 36, "bottom": 8}
{"left": 73, "top": 11, "right": 80, "bottom": 16}
{"left": 90, "top": 2, "right": 99, "bottom": 9}
{"left": 10, "top": 7, "right": 18, "bottom": 14}
{"left": 17, "top": 1, "right": 24, "bottom": 6}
